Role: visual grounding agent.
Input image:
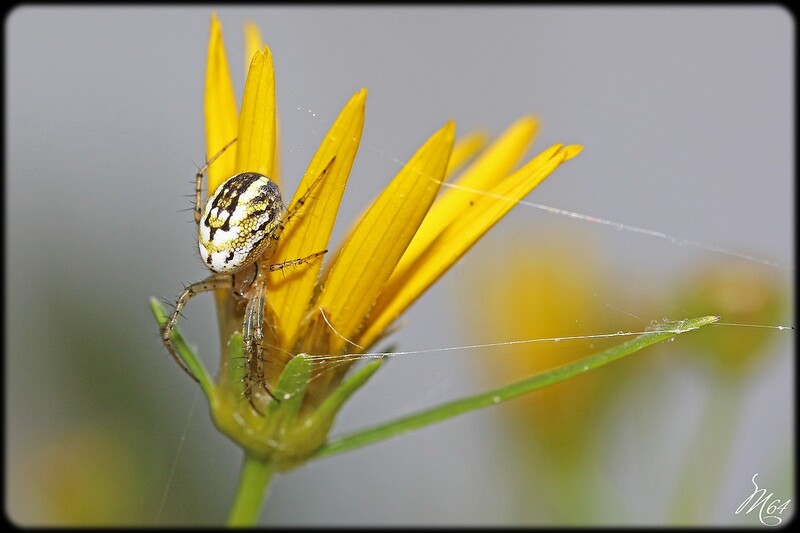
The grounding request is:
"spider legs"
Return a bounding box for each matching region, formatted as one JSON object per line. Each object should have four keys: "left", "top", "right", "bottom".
{"left": 161, "top": 273, "right": 232, "bottom": 381}
{"left": 269, "top": 156, "right": 336, "bottom": 243}
{"left": 241, "top": 281, "right": 282, "bottom": 406}
{"left": 194, "top": 137, "right": 238, "bottom": 225}
{"left": 239, "top": 250, "right": 329, "bottom": 408}
{"left": 268, "top": 251, "right": 329, "bottom": 273}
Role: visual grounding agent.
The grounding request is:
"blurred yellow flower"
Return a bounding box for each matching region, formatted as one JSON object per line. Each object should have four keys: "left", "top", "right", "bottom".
{"left": 18, "top": 427, "right": 149, "bottom": 526}
{"left": 460, "top": 234, "right": 639, "bottom": 457}
{"left": 672, "top": 259, "right": 786, "bottom": 377}
{"left": 459, "top": 241, "right": 788, "bottom": 524}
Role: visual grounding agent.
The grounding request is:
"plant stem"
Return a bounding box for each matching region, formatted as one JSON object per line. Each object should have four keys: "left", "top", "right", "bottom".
{"left": 227, "top": 453, "right": 275, "bottom": 527}
{"left": 314, "top": 316, "right": 719, "bottom": 459}
{"left": 668, "top": 376, "right": 742, "bottom": 524}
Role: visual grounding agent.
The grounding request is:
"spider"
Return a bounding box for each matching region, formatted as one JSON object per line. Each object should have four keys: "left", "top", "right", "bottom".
{"left": 161, "top": 138, "right": 331, "bottom": 404}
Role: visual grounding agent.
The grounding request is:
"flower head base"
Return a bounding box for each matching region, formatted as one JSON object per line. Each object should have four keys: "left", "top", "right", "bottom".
{"left": 160, "top": 14, "right": 581, "bottom": 470}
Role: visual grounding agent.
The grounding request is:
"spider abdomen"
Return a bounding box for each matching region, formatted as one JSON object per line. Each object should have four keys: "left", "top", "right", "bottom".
{"left": 198, "top": 172, "right": 284, "bottom": 273}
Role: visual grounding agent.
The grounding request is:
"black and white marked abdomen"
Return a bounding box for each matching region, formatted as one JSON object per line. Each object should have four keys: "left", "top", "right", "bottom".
{"left": 198, "top": 172, "right": 284, "bottom": 273}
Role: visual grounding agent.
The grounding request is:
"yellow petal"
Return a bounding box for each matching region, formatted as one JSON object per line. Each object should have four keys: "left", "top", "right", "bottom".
{"left": 317, "top": 121, "right": 456, "bottom": 350}
{"left": 268, "top": 89, "right": 367, "bottom": 347}
{"left": 235, "top": 46, "right": 276, "bottom": 179}
{"left": 322, "top": 129, "right": 490, "bottom": 258}
{"left": 242, "top": 22, "right": 282, "bottom": 185}
{"left": 445, "top": 130, "right": 489, "bottom": 178}
{"left": 204, "top": 13, "right": 239, "bottom": 194}
{"left": 243, "top": 22, "right": 263, "bottom": 79}
{"left": 360, "top": 144, "right": 582, "bottom": 348}
{"left": 465, "top": 115, "right": 539, "bottom": 187}
{"left": 399, "top": 116, "right": 538, "bottom": 273}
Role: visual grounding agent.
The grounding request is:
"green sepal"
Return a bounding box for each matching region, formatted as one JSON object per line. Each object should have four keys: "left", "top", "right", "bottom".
{"left": 313, "top": 358, "right": 385, "bottom": 425}
{"left": 223, "top": 333, "right": 246, "bottom": 395}
{"left": 274, "top": 358, "right": 385, "bottom": 471}
{"left": 268, "top": 354, "right": 312, "bottom": 426}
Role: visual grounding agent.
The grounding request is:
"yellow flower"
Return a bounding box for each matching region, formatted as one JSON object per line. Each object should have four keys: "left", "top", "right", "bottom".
{"left": 460, "top": 235, "right": 635, "bottom": 460}
{"left": 21, "top": 427, "right": 149, "bottom": 526}
{"left": 196, "top": 14, "right": 581, "bottom": 465}
{"left": 672, "top": 259, "right": 786, "bottom": 377}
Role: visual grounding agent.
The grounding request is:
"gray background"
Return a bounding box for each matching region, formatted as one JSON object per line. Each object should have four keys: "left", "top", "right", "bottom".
{"left": 5, "top": 6, "right": 793, "bottom": 526}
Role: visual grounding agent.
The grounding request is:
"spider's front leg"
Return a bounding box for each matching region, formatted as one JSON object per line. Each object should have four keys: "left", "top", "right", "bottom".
{"left": 162, "top": 273, "right": 232, "bottom": 380}
{"left": 268, "top": 156, "right": 336, "bottom": 244}
{"left": 194, "top": 137, "right": 237, "bottom": 225}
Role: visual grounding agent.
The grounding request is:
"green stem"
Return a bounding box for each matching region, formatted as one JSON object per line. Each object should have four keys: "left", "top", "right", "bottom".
{"left": 227, "top": 453, "right": 275, "bottom": 527}
{"left": 668, "top": 376, "right": 742, "bottom": 524}
{"left": 314, "top": 316, "right": 719, "bottom": 459}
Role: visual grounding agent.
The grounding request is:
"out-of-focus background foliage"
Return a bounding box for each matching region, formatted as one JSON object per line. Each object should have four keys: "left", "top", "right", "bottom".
{"left": 5, "top": 6, "right": 792, "bottom": 526}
